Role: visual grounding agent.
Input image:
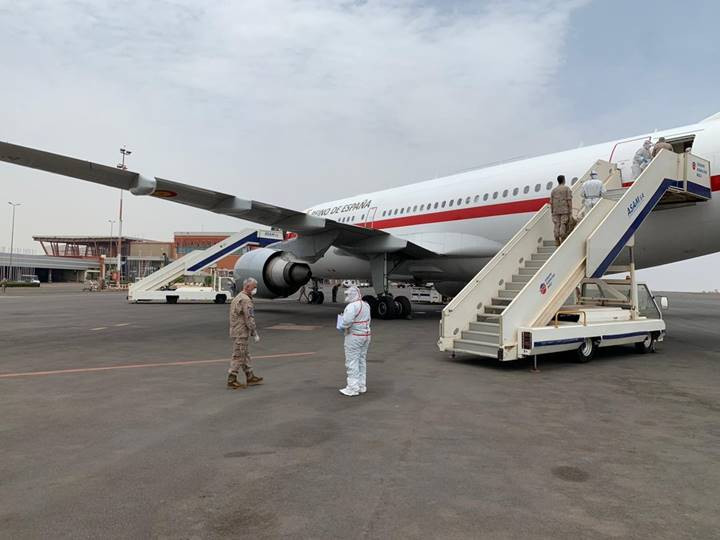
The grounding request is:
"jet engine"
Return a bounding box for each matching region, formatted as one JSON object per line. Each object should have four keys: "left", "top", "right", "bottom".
{"left": 233, "top": 248, "right": 311, "bottom": 298}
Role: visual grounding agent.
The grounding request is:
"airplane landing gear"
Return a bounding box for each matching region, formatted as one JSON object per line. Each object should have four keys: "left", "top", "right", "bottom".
{"left": 365, "top": 294, "right": 412, "bottom": 320}
{"left": 308, "top": 290, "right": 324, "bottom": 304}
{"left": 376, "top": 295, "right": 398, "bottom": 320}
{"left": 395, "top": 295, "right": 412, "bottom": 319}
{"left": 368, "top": 253, "right": 413, "bottom": 320}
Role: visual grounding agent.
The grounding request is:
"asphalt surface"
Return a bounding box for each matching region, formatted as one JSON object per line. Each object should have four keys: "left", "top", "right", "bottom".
{"left": 1, "top": 286, "right": 719, "bottom": 539}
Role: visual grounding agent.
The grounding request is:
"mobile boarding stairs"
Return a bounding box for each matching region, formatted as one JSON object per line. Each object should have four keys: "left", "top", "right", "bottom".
{"left": 128, "top": 229, "right": 282, "bottom": 303}
{"left": 438, "top": 150, "right": 712, "bottom": 361}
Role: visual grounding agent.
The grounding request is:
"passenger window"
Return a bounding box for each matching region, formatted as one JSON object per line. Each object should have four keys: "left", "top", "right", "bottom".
{"left": 474, "top": 195, "right": 479, "bottom": 203}
{"left": 483, "top": 193, "right": 489, "bottom": 201}
{"left": 466, "top": 197, "right": 471, "bottom": 204}
{"left": 493, "top": 192, "right": 498, "bottom": 199}
{"left": 434, "top": 202, "right": 439, "bottom": 209}
{"left": 535, "top": 184, "right": 541, "bottom": 192}
{"left": 400, "top": 208, "right": 404, "bottom": 214}
{"left": 381, "top": 211, "right": 386, "bottom": 217}
{"left": 546, "top": 181, "right": 553, "bottom": 190}
{"left": 513, "top": 187, "right": 519, "bottom": 196}
{"left": 571, "top": 177, "right": 578, "bottom": 185}
{"left": 413, "top": 205, "right": 417, "bottom": 212}
{"left": 502, "top": 189, "right": 508, "bottom": 198}
{"left": 449, "top": 200, "right": 454, "bottom": 207}
{"left": 457, "top": 198, "right": 462, "bottom": 205}
{"left": 394, "top": 209, "right": 398, "bottom": 215}
{"left": 407, "top": 207, "right": 411, "bottom": 213}
{"left": 523, "top": 185, "right": 529, "bottom": 194}
{"left": 420, "top": 204, "right": 424, "bottom": 211}
{"left": 441, "top": 201, "right": 446, "bottom": 208}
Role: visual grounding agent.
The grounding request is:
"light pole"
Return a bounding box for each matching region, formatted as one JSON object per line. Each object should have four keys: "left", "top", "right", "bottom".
{"left": 116, "top": 147, "right": 132, "bottom": 286}
{"left": 8, "top": 202, "right": 21, "bottom": 282}
{"left": 108, "top": 219, "right": 116, "bottom": 255}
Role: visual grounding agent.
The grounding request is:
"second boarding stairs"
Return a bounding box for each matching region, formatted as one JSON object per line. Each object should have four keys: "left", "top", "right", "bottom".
{"left": 438, "top": 150, "right": 712, "bottom": 361}
{"left": 127, "top": 229, "right": 282, "bottom": 302}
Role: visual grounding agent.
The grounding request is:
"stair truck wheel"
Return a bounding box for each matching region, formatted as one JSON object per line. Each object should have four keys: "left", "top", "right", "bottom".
{"left": 377, "top": 295, "right": 398, "bottom": 320}
{"left": 575, "top": 338, "right": 596, "bottom": 363}
{"left": 635, "top": 333, "right": 656, "bottom": 354}
{"left": 395, "top": 295, "right": 412, "bottom": 319}
{"left": 166, "top": 295, "right": 179, "bottom": 304}
{"left": 214, "top": 294, "right": 227, "bottom": 304}
{"left": 363, "top": 295, "right": 379, "bottom": 317}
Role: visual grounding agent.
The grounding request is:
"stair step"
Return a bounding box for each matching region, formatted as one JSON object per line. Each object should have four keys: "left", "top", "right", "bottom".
{"left": 484, "top": 305, "right": 505, "bottom": 314}
{"left": 525, "top": 260, "right": 544, "bottom": 268}
{"left": 519, "top": 267, "right": 537, "bottom": 275}
{"left": 491, "top": 297, "right": 512, "bottom": 306}
{"left": 531, "top": 253, "right": 551, "bottom": 261}
{"left": 469, "top": 321, "right": 500, "bottom": 333}
{"left": 512, "top": 273, "right": 532, "bottom": 283}
{"left": 461, "top": 330, "right": 500, "bottom": 342}
{"left": 476, "top": 313, "right": 501, "bottom": 322}
{"left": 498, "top": 289, "right": 520, "bottom": 298}
{"left": 506, "top": 281, "right": 525, "bottom": 290}
{"left": 543, "top": 240, "right": 557, "bottom": 247}
{"left": 452, "top": 339, "right": 501, "bottom": 358}
{"left": 537, "top": 246, "right": 556, "bottom": 254}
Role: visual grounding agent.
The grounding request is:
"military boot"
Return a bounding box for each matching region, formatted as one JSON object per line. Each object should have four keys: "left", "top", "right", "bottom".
{"left": 245, "top": 372, "right": 264, "bottom": 386}
{"left": 227, "top": 372, "right": 246, "bottom": 389}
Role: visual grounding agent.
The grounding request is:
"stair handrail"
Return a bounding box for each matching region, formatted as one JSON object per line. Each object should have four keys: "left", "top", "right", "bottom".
{"left": 499, "top": 154, "right": 692, "bottom": 350}
{"left": 438, "top": 160, "right": 612, "bottom": 350}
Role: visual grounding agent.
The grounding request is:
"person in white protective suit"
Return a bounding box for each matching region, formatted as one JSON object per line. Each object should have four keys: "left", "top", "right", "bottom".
{"left": 631, "top": 140, "right": 653, "bottom": 179}
{"left": 580, "top": 170, "right": 606, "bottom": 217}
{"left": 338, "top": 286, "right": 371, "bottom": 397}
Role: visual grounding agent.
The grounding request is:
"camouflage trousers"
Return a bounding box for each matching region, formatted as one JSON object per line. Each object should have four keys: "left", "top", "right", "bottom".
{"left": 552, "top": 214, "right": 570, "bottom": 245}
{"left": 229, "top": 338, "right": 253, "bottom": 375}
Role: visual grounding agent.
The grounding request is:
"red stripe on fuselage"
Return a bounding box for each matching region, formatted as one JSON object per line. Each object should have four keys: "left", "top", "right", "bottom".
{"left": 365, "top": 174, "right": 720, "bottom": 230}
{"left": 371, "top": 198, "right": 547, "bottom": 229}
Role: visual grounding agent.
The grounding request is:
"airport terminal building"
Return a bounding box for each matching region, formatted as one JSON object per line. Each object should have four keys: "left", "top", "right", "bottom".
{"left": 2, "top": 232, "right": 254, "bottom": 283}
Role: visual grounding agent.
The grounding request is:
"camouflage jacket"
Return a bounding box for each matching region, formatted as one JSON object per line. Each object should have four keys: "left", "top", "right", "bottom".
{"left": 229, "top": 292, "right": 257, "bottom": 339}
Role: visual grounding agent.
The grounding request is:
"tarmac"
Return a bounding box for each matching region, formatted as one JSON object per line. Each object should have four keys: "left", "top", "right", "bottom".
{"left": 1, "top": 284, "right": 719, "bottom": 539}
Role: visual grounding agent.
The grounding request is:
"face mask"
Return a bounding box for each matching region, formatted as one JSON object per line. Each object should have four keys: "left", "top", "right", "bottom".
{"left": 251, "top": 288, "right": 257, "bottom": 296}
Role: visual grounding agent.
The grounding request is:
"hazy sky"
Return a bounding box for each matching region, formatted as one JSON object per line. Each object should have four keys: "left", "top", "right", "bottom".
{"left": 2, "top": 0, "right": 719, "bottom": 291}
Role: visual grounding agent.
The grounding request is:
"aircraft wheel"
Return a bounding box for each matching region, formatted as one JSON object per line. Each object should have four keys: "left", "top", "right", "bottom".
{"left": 377, "top": 295, "right": 398, "bottom": 320}
{"left": 308, "top": 290, "right": 324, "bottom": 304}
{"left": 363, "top": 295, "right": 379, "bottom": 317}
{"left": 634, "top": 333, "right": 656, "bottom": 354}
{"left": 574, "top": 338, "right": 596, "bottom": 363}
{"left": 395, "top": 295, "right": 412, "bottom": 319}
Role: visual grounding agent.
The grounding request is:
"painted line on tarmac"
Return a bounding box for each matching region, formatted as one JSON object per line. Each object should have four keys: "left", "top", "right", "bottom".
{"left": 91, "top": 327, "right": 108, "bottom": 331}
{"left": 0, "top": 352, "right": 316, "bottom": 379}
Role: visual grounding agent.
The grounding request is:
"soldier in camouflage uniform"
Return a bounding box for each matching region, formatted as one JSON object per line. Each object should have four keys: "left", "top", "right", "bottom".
{"left": 227, "top": 277, "right": 264, "bottom": 389}
{"left": 550, "top": 174, "right": 573, "bottom": 245}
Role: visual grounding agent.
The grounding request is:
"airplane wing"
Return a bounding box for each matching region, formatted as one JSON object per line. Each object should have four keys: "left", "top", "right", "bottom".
{"left": 0, "top": 141, "right": 434, "bottom": 259}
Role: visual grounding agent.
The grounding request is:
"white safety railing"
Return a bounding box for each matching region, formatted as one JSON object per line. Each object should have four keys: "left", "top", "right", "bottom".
{"left": 438, "top": 160, "right": 614, "bottom": 351}
{"left": 501, "top": 151, "right": 708, "bottom": 356}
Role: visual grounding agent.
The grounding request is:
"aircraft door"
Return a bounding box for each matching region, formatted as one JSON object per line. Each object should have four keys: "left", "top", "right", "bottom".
{"left": 609, "top": 136, "right": 651, "bottom": 182}
{"left": 364, "top": 207, "right": 378, "bottom": 229}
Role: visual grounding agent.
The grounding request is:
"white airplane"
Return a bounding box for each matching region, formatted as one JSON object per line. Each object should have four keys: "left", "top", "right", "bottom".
{"left": 2, "top": 112, "right": 719, "bottom": 319}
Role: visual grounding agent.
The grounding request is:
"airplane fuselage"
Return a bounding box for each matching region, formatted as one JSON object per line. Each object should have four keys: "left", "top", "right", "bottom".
{"left": 305, "top": 119, "right": 720, "bottom": 286}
